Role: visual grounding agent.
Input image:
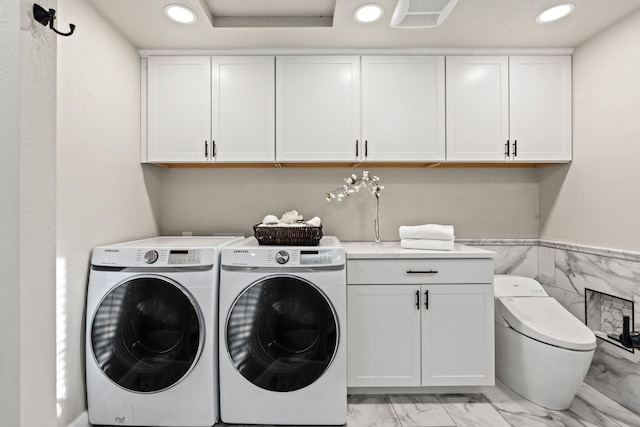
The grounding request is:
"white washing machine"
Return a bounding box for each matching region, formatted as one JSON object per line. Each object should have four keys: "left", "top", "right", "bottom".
{"left": 219, "top": 236, "right": 347, "bottom": 425}
{"left": 86, "top": 236, "right": 243, "bottom": 427}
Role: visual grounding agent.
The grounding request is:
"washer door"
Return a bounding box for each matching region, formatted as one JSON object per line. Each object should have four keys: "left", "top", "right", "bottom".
{"left": 226, "top": 275, "right": 339, "bottom": 392}
{"left": 91, "top": 275, "right": 204, "bottom": 393}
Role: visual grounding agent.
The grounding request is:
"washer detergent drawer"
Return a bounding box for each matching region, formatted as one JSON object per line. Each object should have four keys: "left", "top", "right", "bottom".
{"left": 347, "top": 258, "right": 493, "bottom": 284}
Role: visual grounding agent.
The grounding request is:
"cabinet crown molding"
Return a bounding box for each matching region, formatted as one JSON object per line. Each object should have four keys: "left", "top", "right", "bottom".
{"left": 138, "top": 48, "right": 574, "bottom": 57}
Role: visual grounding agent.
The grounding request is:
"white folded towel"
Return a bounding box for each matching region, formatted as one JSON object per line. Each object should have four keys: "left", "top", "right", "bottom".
{"left": 399, "top": 224, "right": 454, "bottom": 241}
{"left": 305, "top": 216, "right": 322, "bottom": 227}
{"left": 401, "top": 238, "right": 454, "bottom": 251}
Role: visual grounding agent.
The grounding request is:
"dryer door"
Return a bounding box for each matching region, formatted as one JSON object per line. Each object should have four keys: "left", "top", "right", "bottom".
{"left": 90, "top": 275, "right": 204, "bottom": 393}
{"left": 225, "top": 275, "right": 339, "bottom": 392}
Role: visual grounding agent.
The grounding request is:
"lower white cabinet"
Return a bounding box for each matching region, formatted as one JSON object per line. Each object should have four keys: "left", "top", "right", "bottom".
{"left": 344, "top": 247, "right": 495, "bottom": 389}
{"left": 348, "top": 283, "right": 494, "bottom": 387}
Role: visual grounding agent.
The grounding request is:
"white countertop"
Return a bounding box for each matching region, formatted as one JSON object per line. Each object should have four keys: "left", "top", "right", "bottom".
{"left": 341, "top": 241, "right": 496, "bottom": 259}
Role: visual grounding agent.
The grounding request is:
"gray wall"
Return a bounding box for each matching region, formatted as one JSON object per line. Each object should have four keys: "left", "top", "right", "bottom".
{"left": 159, "top": 167, "right": 539, "bottom": 240}
{"left": 539, "top": 9, "right": 640, "bottom": 252}
{"left": 56, "top": 0, "right": 161, "bottom": 425}
{"left": 1, "top": 0, "right": 58, "bottom": 425}
{"left": 0, "top": 0, "right": 23, "bottom": 424}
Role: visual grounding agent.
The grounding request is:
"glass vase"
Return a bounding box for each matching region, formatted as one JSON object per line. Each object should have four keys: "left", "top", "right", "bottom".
{"left": 373, "top": 195, "right": 381, "bottom": 245}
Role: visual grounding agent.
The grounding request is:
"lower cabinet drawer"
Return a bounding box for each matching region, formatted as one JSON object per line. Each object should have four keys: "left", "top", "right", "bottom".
{"left": 347, "top": 258, "right": 493, "bottom": 284}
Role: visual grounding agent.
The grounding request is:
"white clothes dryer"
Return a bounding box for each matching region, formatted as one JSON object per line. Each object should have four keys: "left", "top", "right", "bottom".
{"left": 86, "top": 236, "right": 242, "bottom": 427}
{"left": 219, "top": 236, "right": 347, "bottom": 425}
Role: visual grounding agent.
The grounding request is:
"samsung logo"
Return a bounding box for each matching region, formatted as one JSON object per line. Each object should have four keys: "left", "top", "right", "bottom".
{"left": 104, "top": 249, "right": 119, "bottom": 253}
{"left": 233, "top": 249, "right": 249, "bottom": 253}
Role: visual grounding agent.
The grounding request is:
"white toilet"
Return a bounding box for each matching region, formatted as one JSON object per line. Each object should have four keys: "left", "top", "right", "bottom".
{"left": 494, "top": 275, "right": 596, "bottom": 410}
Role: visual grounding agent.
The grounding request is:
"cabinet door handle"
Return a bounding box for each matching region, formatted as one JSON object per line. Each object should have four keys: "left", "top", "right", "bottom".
{"left": 424, "top": 290, "right": 429, "bottom": 309}
{"left": 415, "top": 290, "right": 420, "bottom": 310}
{"left": 505, "top": 140, "right": 510, "bottom": 157}
{"left": 212, "top": 140, "right": 216, "bottom": 157}
{"left": 407, "top": 270, "right": 438, "bottom": 274}
{"left": 355, "top": 140, "right": 359, "bottom": 157}
{"left": 513, "top": 140, "right": 517, "bottom": 157}
{"left": 365, "top": 140, "right": 368, "bottom": 157}
{"left": 205, "top": 141, "right": 208, "bottom": 158}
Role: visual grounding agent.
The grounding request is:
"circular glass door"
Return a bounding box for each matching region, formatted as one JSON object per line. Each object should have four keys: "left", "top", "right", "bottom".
{"left": 91, "top": 275, "right": 204, "bottom": 393}
{"left": 226, "top": 275, "right": 339, "bottom": 392}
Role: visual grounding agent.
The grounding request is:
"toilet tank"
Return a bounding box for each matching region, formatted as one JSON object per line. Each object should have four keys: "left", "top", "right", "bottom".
{"left": 494, "top": 275, "right": 548, "bottom": 298}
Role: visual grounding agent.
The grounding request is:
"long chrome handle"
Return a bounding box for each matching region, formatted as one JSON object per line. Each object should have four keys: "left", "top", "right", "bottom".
{"left": 406, "top": 270, "right": 438, "bottom": 274}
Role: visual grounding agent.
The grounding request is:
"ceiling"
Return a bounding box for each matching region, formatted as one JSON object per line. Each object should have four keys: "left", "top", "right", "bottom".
{"left": 87, "top": 0, "right": 640, "bottom": 50}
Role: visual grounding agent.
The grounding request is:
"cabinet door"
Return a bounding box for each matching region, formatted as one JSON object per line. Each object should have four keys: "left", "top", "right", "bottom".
{"left": 212, "top": 56, "right": 275, "bottom": 162}
{"left": 347, "top": 285, "right": 421, "bottom": 387}
{"left": 276, "top": 56, "right": 361, "bottom": 162}
{"left": 421, "top": 284, "right": 494, "bottom": 386}
{"left": 361, "top": 56, "right": 445, "bottom": 162}
{"left": 446, "top": 56, "right": 509, "bottom": 161}
{"left": 509, "top": 56, "right": 572, "bottom": 162}
{"left": 147, "top": 56, "right": 211, "bottom": 162}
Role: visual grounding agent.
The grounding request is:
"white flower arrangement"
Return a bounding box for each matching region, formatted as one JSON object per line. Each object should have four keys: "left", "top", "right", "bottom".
{"left": 325, "top": 171, "right": 384, "bottom": 243}
{"left": 325, "top": 170, "right": 384, "bottom": 202}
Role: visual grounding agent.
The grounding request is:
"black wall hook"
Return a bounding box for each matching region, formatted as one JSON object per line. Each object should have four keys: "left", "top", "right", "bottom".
{"left": 33, "top": 3, "right": 75, "bottom": 36}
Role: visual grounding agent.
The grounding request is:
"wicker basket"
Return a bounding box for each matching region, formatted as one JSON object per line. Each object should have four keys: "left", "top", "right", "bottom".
{"left": 253, "top": 223, "right": 323, "bottom": 246}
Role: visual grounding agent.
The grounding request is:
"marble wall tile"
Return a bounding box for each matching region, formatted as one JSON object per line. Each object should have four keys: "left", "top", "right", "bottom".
{"left": 575, "top": 382, "right": 640, "bottom": 427}
{"left": 538, "top": 246, "right": 555, "bottom": 285}
{"left": 479, "top": 245, "right": 538, "bottom": 278}
{"left": 554, "top": 249, "right": 640, "bottom": 330}
{"left": 388, "top": 394, "right": 455, "bottom": 427}
{"left": 585, "top": 344, "right": 640, "bottom": 417}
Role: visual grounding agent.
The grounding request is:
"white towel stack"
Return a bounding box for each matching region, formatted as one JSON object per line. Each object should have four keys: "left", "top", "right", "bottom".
{"left": 399, "top": 224, "right": 455, "bottom": 251}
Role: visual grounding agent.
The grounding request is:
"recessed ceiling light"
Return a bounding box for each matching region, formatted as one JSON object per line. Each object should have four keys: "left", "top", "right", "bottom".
{"left": 536, "top": 3, "right": 575, "bottom": 23}
{"left": 354, "top": 4, "right": 384, "bottom": 24}
{"left": 164, "top": 4, "right": 197, "bottom": 24}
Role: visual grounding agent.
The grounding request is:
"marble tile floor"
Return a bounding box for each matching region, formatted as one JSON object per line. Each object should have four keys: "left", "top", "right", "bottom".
{"left": 217, "top": 380, "right": 640, "bottom": 427}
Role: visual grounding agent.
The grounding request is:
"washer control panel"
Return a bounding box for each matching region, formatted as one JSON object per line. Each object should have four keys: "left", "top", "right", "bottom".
{"left": 223, "top": 247, "right": 344, "bottom": 267}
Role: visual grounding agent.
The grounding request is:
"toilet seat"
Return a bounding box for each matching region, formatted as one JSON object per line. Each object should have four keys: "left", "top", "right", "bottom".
{"left": 496, "top": 297, "right": 596, "bottom": 351}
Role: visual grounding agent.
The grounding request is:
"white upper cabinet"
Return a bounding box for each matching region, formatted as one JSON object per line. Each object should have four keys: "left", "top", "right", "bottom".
{"left": 144, "top": 53, "right": 571, "bottom": 165}
{"left": 509, "top": 56, "right": 572, "bottom": 162}
{"left": 446, "top": 55, "right": 572, "bottom": 162}
{"left": 361, "top": 56, "right": 445, "bottom": 162}
{"left": 145, "top": 56, "right": 275, "bottom": 163}
{"left": 446, "top": 56, "right": 510, "bottom": 162}
{"left": 276, "top": 56, "right": 361, "bottom": 162}
{"left": 147, "top": 56, "right": 212, "bottom": 163}
{"left": 212, "top": 56, "right": 275, "bottom": 162}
